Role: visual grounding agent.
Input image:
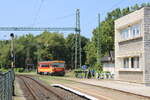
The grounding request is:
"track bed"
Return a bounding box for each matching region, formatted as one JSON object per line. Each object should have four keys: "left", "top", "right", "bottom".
{"left": 17, "top": 75, "right": 87, "bottom": 100}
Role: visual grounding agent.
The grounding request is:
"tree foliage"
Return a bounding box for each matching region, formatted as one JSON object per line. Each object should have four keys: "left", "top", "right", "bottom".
{"left": 0, "top": 3, "right": 150, "bottom": 70}
{"left": 85, "top": 3, "right": 150, "bottom": 66}
{"left": 0, "top": 31, "right": 89, "bottom": 69}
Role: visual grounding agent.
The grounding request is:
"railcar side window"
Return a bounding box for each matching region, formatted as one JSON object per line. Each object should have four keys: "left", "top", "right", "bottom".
{"left": 41, "top": 64, "right": 49, "bottom": 67}
{"left": 52, "top": 63, "right": 65, "bottom": 67}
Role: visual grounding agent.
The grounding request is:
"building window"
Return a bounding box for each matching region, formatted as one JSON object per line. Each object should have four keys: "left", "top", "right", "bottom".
{"left": 123, "top": 58, "right": 129, "bottom": 68}
{"left": 120, "top": 24, "right": 141, "bottom": 40}
{"left": 131, "top": 24, "right": 140, "bottom": 38}
{"left": 131, "top": 57, "right": 139, "bottom": 68}
{"left": 121, "top": 28, "right": 129, "bottom": 40}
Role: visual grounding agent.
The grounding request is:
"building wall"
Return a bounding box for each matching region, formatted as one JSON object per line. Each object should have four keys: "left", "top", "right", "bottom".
{"left": 118, "top": 38, "right": 143, "bottom": 57}
{"left": 119, "top": 71, "right": 143, "bottom": 83}
{"left": 115, "top": 8, "right": 145, "bottom": 83}
{"left": 102, "top": 62, "right": 115, "bottom": 74}
{"left": 144, "top": 7, "right": 150, "bottom": 85}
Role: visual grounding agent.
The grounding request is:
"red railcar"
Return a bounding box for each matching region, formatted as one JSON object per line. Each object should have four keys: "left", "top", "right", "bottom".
{"left": 37, "top": 61, "right": 65, "bottom": 76}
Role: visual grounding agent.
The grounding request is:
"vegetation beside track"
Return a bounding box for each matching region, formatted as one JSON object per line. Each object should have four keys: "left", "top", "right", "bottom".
{"left": 1, "top": 3, "right": 150, "bottom": 72}
{"left": 15, "top": 70, "right": 77, "bottom": 85}
{"left": 0, "top": 68, "right": 9, "bottom": 72}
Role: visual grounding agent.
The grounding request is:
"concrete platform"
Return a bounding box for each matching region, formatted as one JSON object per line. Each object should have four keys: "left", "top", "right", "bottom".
{"left": 51, "top": 84, "right": 99, "bottom": 100}
{"left": 63, "top": 78, "right": 150, "bottom": 98}
{"left": 13, "top": 78, "right": 26, "bottom": 100}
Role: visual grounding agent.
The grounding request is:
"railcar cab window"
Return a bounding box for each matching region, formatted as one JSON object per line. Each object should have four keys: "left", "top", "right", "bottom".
{"left": 120, "top": 24, "right": 141, "bottom": 41}
{"left": 52, "top": 63, "right": 65, "bottom": 67}
{"left": 41, "top": 64, "right": 49, "bottom": 67}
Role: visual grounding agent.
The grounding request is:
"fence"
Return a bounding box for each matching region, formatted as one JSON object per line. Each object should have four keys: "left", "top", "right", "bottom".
{"left": 0, "top": 69, "right": 15, "bottom": 100}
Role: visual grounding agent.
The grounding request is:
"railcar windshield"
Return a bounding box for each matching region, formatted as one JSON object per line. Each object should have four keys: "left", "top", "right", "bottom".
{"left": 51, "top": 63, "right": 65, "bottom": 67}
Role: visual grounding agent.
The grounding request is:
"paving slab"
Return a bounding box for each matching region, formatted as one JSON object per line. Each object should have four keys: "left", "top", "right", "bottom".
{"left": 62, "top": 78, "right": 150, "bottom": 98}
{"left": 13, "top": 78, "right": 26, "bottom": 100}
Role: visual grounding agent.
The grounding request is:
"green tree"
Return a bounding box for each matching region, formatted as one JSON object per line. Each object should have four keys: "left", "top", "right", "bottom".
{"left": 65, "top": 33, "right": 89, "bottom": 69}
{"left": 88, "top": 3, "right": 149, "bottom": 67}
{"left": 84, "top": 41, "right": 97, "bottom": 65}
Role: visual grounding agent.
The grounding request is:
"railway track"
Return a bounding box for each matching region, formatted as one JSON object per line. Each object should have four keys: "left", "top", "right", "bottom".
{"left": 18, "top": 75, "right": 65, "bottom": 100}
{"left": 23, "top": 74, "right": 150, "bottom": 100}
{"left": 17, "top": 75, "right": 87, "bottom": 100}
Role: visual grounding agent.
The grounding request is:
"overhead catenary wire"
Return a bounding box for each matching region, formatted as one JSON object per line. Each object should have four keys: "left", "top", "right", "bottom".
{"left": 48, "top": 13, "right": 75, "bottom": 29}
{"left": 30, "top": 0, "right": 45, "bottom": 65}
{"left": 92, "top": 0, "right": 127, "bottom": 22}
{"left": 107, "top": 0, "right": 126, "bottom": 12}
{"left": 81, "top": 0, "right": 127, "bottom": 36}
{"left": 51, "top": 13, "right": 75, "bottom": 21}
{"left": 32, "top": 0, "right": 45, "bottom": 26}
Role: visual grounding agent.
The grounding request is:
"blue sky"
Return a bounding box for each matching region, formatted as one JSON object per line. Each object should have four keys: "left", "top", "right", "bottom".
{"left": 0, "top": 0, "right": 149, "bottom": 39}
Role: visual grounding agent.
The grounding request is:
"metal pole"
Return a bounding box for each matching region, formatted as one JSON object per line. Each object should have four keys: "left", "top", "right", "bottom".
{"left": 10, "top": 33, "right": 15, "bottom": 96}
{"left": 37, "top": 45, "right": 39, "bottom": 63}
{"left": 10, "top": 33, "right": 14, "bottom": 68}
{"left": 78, "top": 9, "right": 82, "bottom": 68}
{"left": 75, "top": 9, "right": 78, "bottom": 69}
{"left": 97, "top": 13, "right": 101, "bottom": 65}
{"left": 75, "top": 9, "right": 81, "bottom": 69}
{"left": 75, "top": 31, "right": 78, "bottom": 69}
{"left": 37, "top": 44, "right": 41, "bottom": 62}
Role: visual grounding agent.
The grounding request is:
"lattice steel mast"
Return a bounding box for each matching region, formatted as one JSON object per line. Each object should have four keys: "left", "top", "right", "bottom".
{"left": 0, "top": 9, "right": 81, "bottom": 70}
{"left": 75, "top": 9, "right": 81, "bottom": 69}
{"left": 97, "top": 13, "right": 101, "bottom": 65}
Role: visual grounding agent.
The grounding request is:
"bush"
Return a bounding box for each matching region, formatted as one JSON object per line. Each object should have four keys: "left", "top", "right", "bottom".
{"left": 18, "top": 68, "right": 24, "bottom": 72}
{"left": 0, "top": 68, "right": 9, "bottom": 72}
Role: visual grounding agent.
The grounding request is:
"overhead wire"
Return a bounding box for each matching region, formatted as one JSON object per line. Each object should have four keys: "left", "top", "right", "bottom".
{"left": 104, "top": 0, "right": 126, "bottom": 13}
{"left": 89, "top": 0, "right": 126, "bottom": 29}
{"left": 48, "top": 13, "right": 75, "bottom": 31}
{"left": 48, "top": 12, "right": 75, "bottom": 35}
{"left": 83, "top": 0, "right": 126, "bottom": 33}
{"left": 32, "top": 0, "right": 45, "bottom": 26}
{"left": 51, "top": 13, "right": 75, "bottom": 22}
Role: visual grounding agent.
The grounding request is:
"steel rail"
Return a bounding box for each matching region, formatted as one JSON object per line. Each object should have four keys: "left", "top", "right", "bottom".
{"left": 19, "top": 76, "right": 38, "bottom": 100}
{"left": 19, "top": 75, "right": 64, "bottom": 100}
{"left": 22, "top": 74, "right": 150, "bottom": 100}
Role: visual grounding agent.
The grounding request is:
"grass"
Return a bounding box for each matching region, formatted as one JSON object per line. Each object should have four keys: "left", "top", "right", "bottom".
{"left": 15, "top": 68, "right": 76, "bottom": 78}
{"left": 15, "top": 69, "right": 77, "bottom": 85}
{"left": 0, "top": 68, "right": 10, "bottom": 72}
{"left": 37, "top": 75, "right": 77, "bottom": 86}
{"left": 15, "top": 71, "right": 37, "bottom": 75}
{"left": 16, "top": 70, "right": 76, "bottom": 84}
{"left": 14, "top": 68, "right": 37, "bottom": 75}
{"left": 65, "top": 70, "right": 76, "bottom": 78}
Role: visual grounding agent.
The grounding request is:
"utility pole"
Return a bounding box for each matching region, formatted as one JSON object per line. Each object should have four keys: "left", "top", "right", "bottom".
{"left": 26, "top": 47, "right": 30, "bottom": 70}
{"left": 78, "top": 9, "right": 81, "bottom": 68}
{"left": 75, "top": 9, "right": 81, "bottom": 69}
{"left": 10, "top": 33, "right": 15, "bottom": 68}
{"left": 97, "top": 13, "right": 101, "bottom": 65}
{"left": 10, "top": 33, "right": 15, "bottom": 96}
{"left": 37, "top": 44, "right": 40, "bottom": 63}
